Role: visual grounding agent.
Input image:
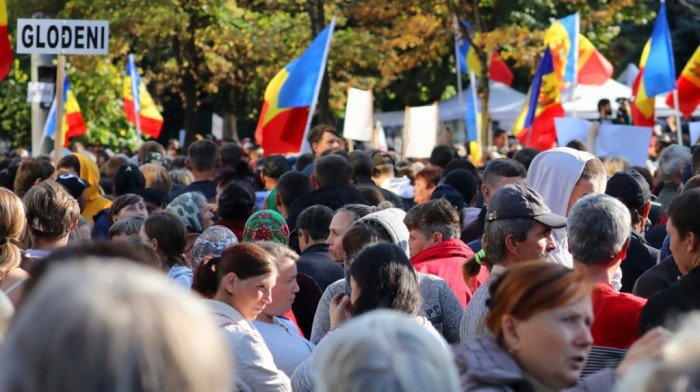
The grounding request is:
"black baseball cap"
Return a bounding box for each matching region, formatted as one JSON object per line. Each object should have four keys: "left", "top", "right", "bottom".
{"left": 56, "top": 173, "right": 90, "bottom": 199}
{"left": 606, "top": 170, "right": 654, "bottom": 210}
{"left": 487, "top": 184, "right": 567, "bottom": 228}
{"left": 371, "top": 151, "right": 395, "bottom": 169}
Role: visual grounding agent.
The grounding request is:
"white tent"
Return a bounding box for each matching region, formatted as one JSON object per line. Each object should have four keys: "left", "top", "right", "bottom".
{"left": 373, "top": 81, "right": 526, "bottom": 127}
{"left": 374, "top": 77, "right": 699, "bottom": 129}
{"left": 563, "top": 78, "right": 700, "bottom": 119}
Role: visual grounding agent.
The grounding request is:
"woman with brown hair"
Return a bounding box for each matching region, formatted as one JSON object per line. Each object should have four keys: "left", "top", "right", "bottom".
{"left": 192, "top": 243, "right": 291, "bottom": 392}
{"left": 140, "top": 211, "right": 192, "bottom": 288}
{"left": 0, "top": 188, "right": 29, "bottom": 307}
{"left": 454, "top": 260, "right": 662, "bottom": 391}
{"left": 413, "top": 166, "right": 442, "bottom": 204}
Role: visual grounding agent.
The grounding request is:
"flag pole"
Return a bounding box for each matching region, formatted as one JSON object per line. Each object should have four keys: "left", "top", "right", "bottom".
{"left": 53, "top": 55, "right": 65, "bottom": 166}
{"left": 129, "top": 54, "right": 143, "bottom": 146}
{"left": 468, "top": 70, "right": 481, "bottom": 159}
{"left": 453, "top": 15, "right": 466, "bottom": 141}
{"left": 571, "top": 12, "right": 580, "bottom": 118}
{"left": 673, "top": 89, "right": 683, "bottom": 145}
{"left": 299, "top": 16, "right": 336, "bottom": 154}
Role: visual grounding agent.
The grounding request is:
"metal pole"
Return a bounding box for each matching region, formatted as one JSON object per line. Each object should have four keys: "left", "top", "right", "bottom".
{"left": 673, "top": 89, "right": 683, "bottom": 145}
{"left": 53, "top": 55, "right": 65, "bottom": 165}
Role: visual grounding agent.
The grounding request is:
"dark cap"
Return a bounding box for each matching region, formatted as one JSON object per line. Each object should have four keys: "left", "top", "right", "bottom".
{"left": 263, "top": 155, "right": 290, "bottom": 179}
{"left": 431, "top": 184, "right": 465, "bottom": 210}
{"left": 371, "top": 151, "right": 395, "bottom": 169}
{"left": 606, "top": 170, "right": 654, "bottom": 209}
{"left": 296, "top": 205, "right": 334, "bottom": 236}
{"left": 56, "top": 173, "right": 90, "bottom": 199}
{"left": 487, "top": 184, "right": 567, "bottom": 228}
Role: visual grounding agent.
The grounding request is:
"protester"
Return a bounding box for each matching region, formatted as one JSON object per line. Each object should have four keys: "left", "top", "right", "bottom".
{"left": 413, "top": 166, "right": 442, "bottom": 204}
{"left": 0, "top": 260, "right": 232, "bottom": 392}
{"left": 140, "top": 163, "right": 173, "bottom": 195}
{"left": 55, "top": 172, "right": 90, "bottom": 214}
{"left": 191, "top": 225, "right": 239, "bottom": 268}
{"left": 58, "top": 153, "right": 112, "bottom": 225}
{"left": 454, "top": 261, "right": 660, "bottom": 391}
{"left": 569, "top": 194, "right": 647, "bottom": 350}
{"left": 371, "top": 151, "right": 414, "bottom": 201}
{"left": 638, "top": 189, "right": 700, "bottom": 335}
{"left": 461, "top": 158, "right": 527, "bottom": 246}
{"left": 140, "top": 187, "right": 169, "bottom": 215}
{"left": 169, "top": 139, "right": 220, "bottom": 202}
{"left": 258, "top": 154, "right": 290, "bottom": 211}
{"left": 527, "top": 147, "right": 607, "bottom": 268}
{"left": 12, "top": 157, "right": 54, "bottom": 197}
{"left": 243, "top": 210, "right": 289, "bottom": 245}
{"left": 313, "top": 310, "right": 459, "bottom": 392}
{"left": 108, "top": 216, "right": 145, "bottom": 241}
{"left": 141, "top": 211, "right": 193, "bottom": 288}
{"left": 404, "top": 199, "right": 479, "bottom": 308}
{"left": 655, "top": 145, "right": 691, "bottom": 208}
{"left": 308, "top": 125, "right": 342, "bottom": 159}
{"left": 296, "top": 205, "right": 342, "bottom": 292}
{"left": 274, "top": 171, "right": 312, "bottom": 220}
{"left": 292, "top": 243, "right": 438, "bottom": 391}
{"left": 192, "top": 243, "right": 292, "bottom": 392}
{"left": 253, "top": 242, "right": 314, "bottom": 377}
{"left": 325, "top": 204, "right": 374, "bottom": 263}
{"left": 460, "top": 184, "right": 566, "bottom": 341}
{"left": 311, "top": 209, "right": 464, "bottom": 344}
{"left": 605, "top": 170, "right": 659, "bottom": 292}
{"left": 216, "top": 181, "right": 256, "bottom": 240}
{"left": 108, "top": 193, "right": 149, "bottom": 225}
{"left": 167, "top": 192, "right": 214, "bottom": 260}
{"left": 22, "top": 181, "right": 81, "bottom": 264}
{"left": 0, "top": 188, "right": 29, "bottom": 307}
{"left": 113, "top": 163, "right": 146, "bottom": 196}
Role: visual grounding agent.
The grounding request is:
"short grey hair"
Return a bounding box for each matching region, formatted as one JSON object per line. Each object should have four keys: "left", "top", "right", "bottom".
{"left": 568, "top": 194, "right": 631, "bottom": 265}
{"left": 314, "top": 310, "right": 460, "bottom": 392}
{"left": 658, "top": 145, "right": 691, "bottom": 181}
{"left": 483, "top": 218, "right": 535, "bottom": 264}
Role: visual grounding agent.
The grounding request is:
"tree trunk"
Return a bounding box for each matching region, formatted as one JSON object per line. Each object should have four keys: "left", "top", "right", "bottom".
{"left": 479, "top": 52, "right": 491, "bottom": 154}
{"left": 183, "top": 0, "right": 201, "bottom": 147}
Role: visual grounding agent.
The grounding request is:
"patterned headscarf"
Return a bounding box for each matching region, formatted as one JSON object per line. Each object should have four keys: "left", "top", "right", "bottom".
{"left": 166, "top": 192, "right": 206, "bottom": 233}
{"left": 191, "top": 226, "right": 239, "bottom": 268}
{"left": 243, "top": 210, "right": 289, "bottom": 245}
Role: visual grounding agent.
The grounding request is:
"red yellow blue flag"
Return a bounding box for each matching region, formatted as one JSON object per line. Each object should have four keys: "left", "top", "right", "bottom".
{"left": 457, "top": 21, "right": 513, "bottom": 86}
{"left": 665, "top": 46, "right": 700, "bottom": 118}
{"left": 43, "top": 76, "right": 87, "bottom": 147}
{"left": 124, "top": 54, "right": 164, "bottom": 139}
{"left": 255, "top": 19, "right": 335, "bottom": 155}
{"left": 513, "top": 47, "right": 564, "bottom": 150}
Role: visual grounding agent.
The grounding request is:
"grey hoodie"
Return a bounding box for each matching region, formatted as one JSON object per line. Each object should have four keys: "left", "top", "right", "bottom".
{"left": 309, "top": 208, "right": 463, "bottom": 344}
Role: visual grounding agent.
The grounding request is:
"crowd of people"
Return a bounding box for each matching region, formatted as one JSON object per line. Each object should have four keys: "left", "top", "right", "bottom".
{"left": 0, "top": 123, "right": 698, "bottom": 392}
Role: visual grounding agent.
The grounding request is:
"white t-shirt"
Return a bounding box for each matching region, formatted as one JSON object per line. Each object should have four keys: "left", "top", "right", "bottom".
{"left": 253, "top": 317, "right": 315, "bottom": 376}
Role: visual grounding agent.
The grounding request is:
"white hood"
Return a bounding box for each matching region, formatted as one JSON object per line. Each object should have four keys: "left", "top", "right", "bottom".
{"left": 381, "top": 176, "right": 414, "bottom": 199}
{"left": 527, "top": 147, "right": 595, "bottom": 268}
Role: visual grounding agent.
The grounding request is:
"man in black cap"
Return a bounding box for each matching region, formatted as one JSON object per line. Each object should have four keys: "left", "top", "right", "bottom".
{"left": 460, "top": 184, "right": 567, "bottom": 341}
{"left": 605, "top": 170, "right": 660, "bottom": 293}
{"left": 55, "top": 173, "right": 90, "bottom": 214}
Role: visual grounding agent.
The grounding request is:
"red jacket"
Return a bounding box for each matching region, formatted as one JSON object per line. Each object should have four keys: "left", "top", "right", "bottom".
{"left": 591, "top": 282, "right": 647, "bottom": 349}
{"left": 410, "top": 238, "right": 488, "bottom": 309}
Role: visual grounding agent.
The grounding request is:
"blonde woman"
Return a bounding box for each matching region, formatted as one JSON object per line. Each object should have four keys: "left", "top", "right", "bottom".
{"left": 0, "top": 187, "right": 30, "bottom": 307}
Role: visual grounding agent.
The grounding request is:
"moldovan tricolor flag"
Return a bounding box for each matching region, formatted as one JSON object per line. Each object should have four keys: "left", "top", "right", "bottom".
{"left": 43, "top": 77, "right": 87, "bottom": 147}
{"left": 456, "top": 20, "right": 513, "bottom": 86}
{"left": 665, "top": 46, "right": 700, "bottom": 118}
{"left": 255, "top": 18, "right": 336, "bottom": 155}
{"left": 465, "top": 78, "right": 482, "bottom": 165}
{"left": 0, "top": 0, "right": 12, "bottom": 82}
{"left": 544, "top": 13, "right": 613, "bottom": 87}
{"left": 632, "top": 2, "right": 676, "bottom": 127}
{"left": 124, "top": 54, "right": 164, "bottom": 139}
{"left": 513, "top": 47, "right": 565, "bottom": 151}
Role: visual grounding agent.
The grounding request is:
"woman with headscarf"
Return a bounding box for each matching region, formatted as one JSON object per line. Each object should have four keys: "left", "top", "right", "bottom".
{"left": 167, "top": 192, "right": 214, "bottom": 263}
{"left": 243, "top": 210, "right": 289, "bottom": 245}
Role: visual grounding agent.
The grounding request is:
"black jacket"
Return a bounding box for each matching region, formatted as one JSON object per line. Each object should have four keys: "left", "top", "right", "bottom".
{"left": 620, "top": 231, "right": 659, "bottom": 293}
{"left": 296, "top": 243, "right": 343, "bottom": 292}
{"left": 638, "top": 265, "right": 700, "bottom": 336}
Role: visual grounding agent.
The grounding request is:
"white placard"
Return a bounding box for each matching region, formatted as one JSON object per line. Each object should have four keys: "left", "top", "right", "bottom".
{"left": 212, "top": 113, "right": 223, "bottom": 140}
{"left": 555, "top": 117, "right": 592, "bottom": 146}
{"left": 27, "top": 82, "right": 54, "bottom": 103}
{"left": 343, "top": 88, "right": 373, "bottom": 141}
{"left": 596, "top": 124, "right": 653, "bottom": 167}
{"left": 404, "top": 104, "right": 438, "bottom": 158}
{"left": 690, "top": 122, "right": 700, "bottom": 145}
{"left": 17, "top": 19, "right": 109, "bottom": 55}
